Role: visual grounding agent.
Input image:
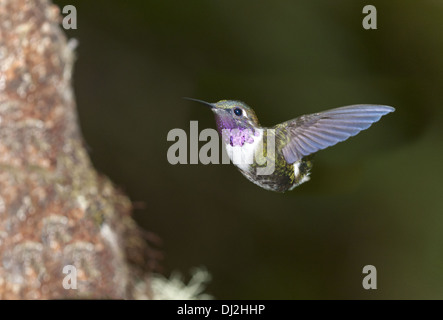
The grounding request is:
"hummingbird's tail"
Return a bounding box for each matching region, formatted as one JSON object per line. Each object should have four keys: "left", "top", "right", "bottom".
{"left": 290, "top": 158, "right": 313, "bottom": 190}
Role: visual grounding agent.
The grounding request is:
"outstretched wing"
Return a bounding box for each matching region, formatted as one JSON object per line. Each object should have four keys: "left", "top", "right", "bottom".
{"left": 278, "top": 105, "right": 395, "bottom": 164}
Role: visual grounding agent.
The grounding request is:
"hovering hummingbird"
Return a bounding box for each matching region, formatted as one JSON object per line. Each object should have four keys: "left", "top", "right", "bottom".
{"left": 186, "top": 98, "right": 394, "bottom": 192}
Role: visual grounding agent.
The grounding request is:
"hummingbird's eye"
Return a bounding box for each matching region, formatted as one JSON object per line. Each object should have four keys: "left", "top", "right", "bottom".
{"left": 233, "top": 108, "right": 243, "bottom": 116}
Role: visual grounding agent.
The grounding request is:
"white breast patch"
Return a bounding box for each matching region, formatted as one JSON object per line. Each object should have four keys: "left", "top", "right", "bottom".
{"left": 225, "top": 129, "right": 263, "bottom": 171}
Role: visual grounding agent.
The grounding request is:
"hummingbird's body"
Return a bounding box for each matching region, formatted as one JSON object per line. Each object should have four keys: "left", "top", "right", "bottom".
{"left": 224, "top": 127, "right": 312, "bottom": 192}
{"left": 186, "top": 98, "right": 394, "bottom": 192}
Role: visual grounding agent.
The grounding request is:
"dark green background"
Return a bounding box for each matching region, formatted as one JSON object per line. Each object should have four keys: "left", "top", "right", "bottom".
{"left": 55, "top": 0, "right": 443, "bottom": 299}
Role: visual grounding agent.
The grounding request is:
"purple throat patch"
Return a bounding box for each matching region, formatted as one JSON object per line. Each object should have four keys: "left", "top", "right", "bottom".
{"left": 224, "top": 128, "right": 260, "bottom": 147}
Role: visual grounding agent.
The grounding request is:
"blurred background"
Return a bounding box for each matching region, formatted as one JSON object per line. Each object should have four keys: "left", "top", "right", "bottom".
{"left": 55, "top": 0, "right": 443, "bottom": 299}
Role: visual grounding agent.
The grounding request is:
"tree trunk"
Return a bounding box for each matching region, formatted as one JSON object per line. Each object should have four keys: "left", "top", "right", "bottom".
{"left": 0, "top": 0, "right": 154, "bottom": 299}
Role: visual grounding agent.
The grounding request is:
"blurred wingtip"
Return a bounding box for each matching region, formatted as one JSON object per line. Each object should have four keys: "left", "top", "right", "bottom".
{"left": 388, "top": 106, "right": 395, "bottom": 113}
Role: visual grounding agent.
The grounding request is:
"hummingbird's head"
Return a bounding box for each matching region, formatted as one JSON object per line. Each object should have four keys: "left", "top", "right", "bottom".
{"left": 185, "top": 98, "right": 260, "bottom": 134}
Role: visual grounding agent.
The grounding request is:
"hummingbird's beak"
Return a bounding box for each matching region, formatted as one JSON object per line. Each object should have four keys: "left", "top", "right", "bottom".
{"left": 183, "top": 97, "right": 215, "bottom": 109}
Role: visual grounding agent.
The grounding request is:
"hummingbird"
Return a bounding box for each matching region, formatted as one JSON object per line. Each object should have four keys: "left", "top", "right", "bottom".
{"left": 186, "top": 98, "right": 395, "bottom": 192}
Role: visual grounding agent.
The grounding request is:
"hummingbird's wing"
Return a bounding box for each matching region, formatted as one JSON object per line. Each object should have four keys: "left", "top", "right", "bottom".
{"left": 278, "top": 105, "right": 395, "bottom": 164}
